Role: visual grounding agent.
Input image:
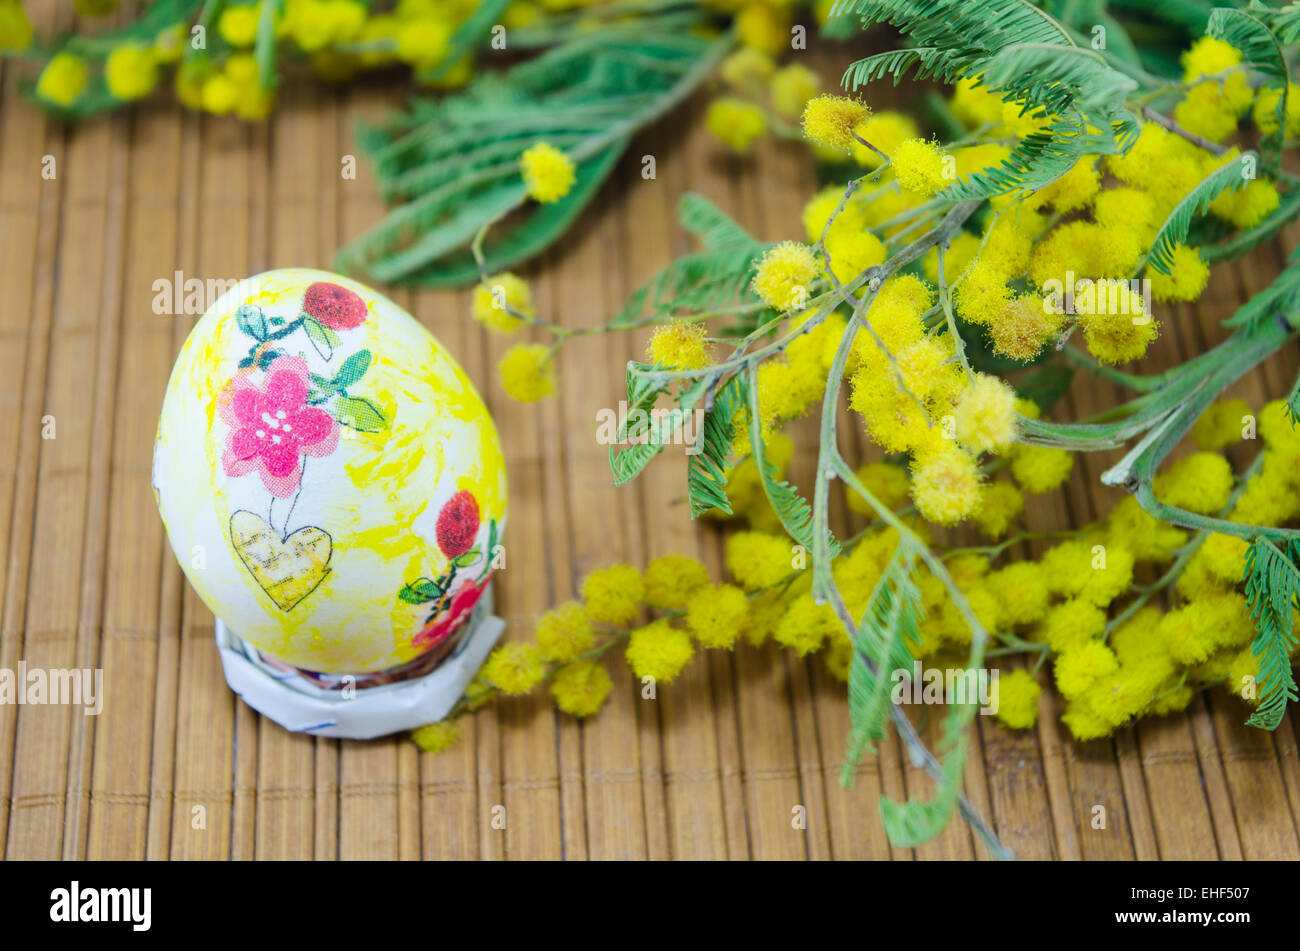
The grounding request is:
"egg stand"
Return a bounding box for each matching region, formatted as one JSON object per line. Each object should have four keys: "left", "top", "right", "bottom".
{"left": 214, "top": 584, "right": 505, "bottom": 740}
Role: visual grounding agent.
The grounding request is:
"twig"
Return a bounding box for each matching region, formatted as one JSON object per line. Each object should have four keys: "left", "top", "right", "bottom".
{"left": 805, "top": 203, "right": 1011, "bottom": 857}
{"left": 936, "top": 243, "right": 975, "bottom": 383}
{"left": 852, "top": 131, "right": 890, "bottom": 165}
{"left": 1140, "top": 105, "right": 1229, "bottom": 157}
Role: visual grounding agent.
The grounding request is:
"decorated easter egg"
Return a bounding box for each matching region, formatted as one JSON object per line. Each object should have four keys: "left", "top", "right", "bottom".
{"left": 153, "top": 268, "right": 507, "bottom": 674}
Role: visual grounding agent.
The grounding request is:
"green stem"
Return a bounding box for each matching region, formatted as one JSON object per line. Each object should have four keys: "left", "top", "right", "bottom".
{"left": 1020, "top": 318, "right": 1289, "bottom": 450}
{"left": 1101, "top": 316, "right": 1300, "bottom": 542}
{"left": 806, "top": 204, "right": 1009, "bottom": 856}
{"left": 1104, "top": 452, "right": 1267, "bottom": 639}
{"left": 937, "top": 243, "right": 974, "bottom": 382}
{"left": 1059, "top": 345, "right": 1171, "bottom": 392}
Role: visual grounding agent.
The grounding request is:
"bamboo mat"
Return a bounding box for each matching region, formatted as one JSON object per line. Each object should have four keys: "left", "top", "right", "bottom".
{"left": 3, "top": 11, "right": 1300, "bottom": 861}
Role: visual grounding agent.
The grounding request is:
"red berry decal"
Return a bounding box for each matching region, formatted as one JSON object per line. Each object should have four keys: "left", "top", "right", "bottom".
{"left": 436, "top": 490, "right": 480, "bottom": 559}
{"left": 303, "top": 281, "right": 367, "bottom": 331}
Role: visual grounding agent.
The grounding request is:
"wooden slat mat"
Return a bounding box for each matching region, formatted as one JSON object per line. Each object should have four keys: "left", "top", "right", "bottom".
{"left": 1, "top": 10, "right": 1299, "bottom": 860}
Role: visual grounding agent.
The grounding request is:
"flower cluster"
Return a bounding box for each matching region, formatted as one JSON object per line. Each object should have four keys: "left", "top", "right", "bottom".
{"left": 954, "top": 403, "right": 1298, "bottom": 739}
{"left": 414, "top": 394, "right": 1299, "bottom": 752}
{"left": 364, "top": 3, "right": 1300, "bottom": 857}
{"left": 703, "top": 5, "right": 849, "bottom": 156}
{"left": 10, "top": 0, "right": 555, "bottom": 119}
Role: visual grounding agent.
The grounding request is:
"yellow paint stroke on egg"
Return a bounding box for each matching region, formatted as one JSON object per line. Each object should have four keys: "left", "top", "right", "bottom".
{"left": 345, "top": 422, "right": 426, "bottom": 492}
{"left": 351, "top": 523, "right": 425, "bottom": 561}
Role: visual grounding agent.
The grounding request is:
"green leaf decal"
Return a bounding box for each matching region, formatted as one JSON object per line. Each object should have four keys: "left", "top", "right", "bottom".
{"left": 334, "top": 349, "right": 373, "bottom": 390}
{"left": 481, "top": 520, "right": 499, "bottom": 580}
{"left": 335, "top": 394, "right": 388, "bottom": 433}
{"left": 879, "top": 728, "right": 968, "bottom": 847}
{"left": 303, "top": 315, "right": 339, "bottom": 360}
{"left": 309, "top": 372, "right": 339, "bottom": 394}
{"left": 236, "top": 304, "right": 269, "bottom": 341}
{"left": 452, "top": 548, "right": 482, "bottom": 568}
{"left": 255, "top": 348, "right": 284, "bottom": 370}
{"left": 399, "top": 578, "right": 442, "bottom": 604}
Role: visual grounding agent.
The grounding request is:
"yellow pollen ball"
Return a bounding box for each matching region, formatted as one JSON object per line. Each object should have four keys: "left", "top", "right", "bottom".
{"left": 801, "top": 94, "right": 871, "bottom": 151}
{"left": 519, "top": 142, "right": 576, "bottom": 203}
{"left": 752, "top": 241, "right": 819, "bottom": 311}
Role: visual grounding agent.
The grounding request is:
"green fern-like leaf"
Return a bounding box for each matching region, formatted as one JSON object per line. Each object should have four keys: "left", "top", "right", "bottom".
{"left": 368, "top": 144, "right": 626, "bottom": 287}
{"left": 1284, "top": 375, "right": 1300, "bottom": 428}
{"left": 834, "top": 0, "right": 1077, "bottom": 105}
{"left": 1270, "top": 1, "right": 1300, "bottom": 46}
{"left": 678, "top": 192, "right": 759, "bottom": 250}
{"left": 837, "top": 5, "right": 1140, "bottom": 203}
{"left": 1221, "top": 253, "right": 1300, "bottom": 330}
{"left": 614, "top": 247, "right": 767, "bottom": 326}
{"left": 879, "top": 644, "right": 978, "bottom": 847}
{"left": 1148, "top": 151, "right": 1257, "bottom": 274}
{"left": 879, "top": 724, "right": 968, "bottom": 847}
{"left": 609, "top": 406, "right": 696, "bottom": 487}
{"left": 940, "top": 116, "right": 1102, "bottom": 201}
{"left": 842, "top": 46, "right": 970, "bottom": 89}
{"left": 843, "top": 551, "right": 922, "bottom": 785}
{"left": 832, "top": 0, "right": 1075, "bottom": 55}
{"left": 609, "top": 369, "right": 718, "bottom": 488}
{"left": 625, "top": 360, "right": 668, "bottom": 424}
{"left": 335, "top": 25, "right": 730, "bottom": 286}
{"left": 1242, "top": 537, "right": 1300, "bottom": 730}
{"left": 613, "top": 194, "right": 768, "bottom": 326}
{"left": 1207, "top": 9, "right": 1288, "bottom": 170}
{"left": 978, "top": 43, "right": 1137, "bottom": 121}
{"left": 1207, "top": 8, "right": 1288, "bottom": 80}
{"left": 746, "top": 373, "right": 840, "bottom": 556}
{"left": 609, "top": 361, "right": 666, "bottom": 485}
{"left": 933, "top": 44, "right": 1138, "bottom": 202}
{"left": 687, "top": 374, "right": 747, "bottom": 518}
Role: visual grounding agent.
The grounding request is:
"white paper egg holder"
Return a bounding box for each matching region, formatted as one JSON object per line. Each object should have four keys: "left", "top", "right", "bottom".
{"left": 214, "top": 581, "right": 504, "bottom": 740}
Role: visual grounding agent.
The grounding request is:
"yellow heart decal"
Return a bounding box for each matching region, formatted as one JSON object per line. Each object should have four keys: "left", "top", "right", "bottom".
{"left": 230, "top": 510, "right": 332, "bottom": 611}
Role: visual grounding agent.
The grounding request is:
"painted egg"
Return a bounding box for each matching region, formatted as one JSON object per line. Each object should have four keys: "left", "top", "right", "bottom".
{"left": 153, "top": 268, "right": 507, "bottom": 674}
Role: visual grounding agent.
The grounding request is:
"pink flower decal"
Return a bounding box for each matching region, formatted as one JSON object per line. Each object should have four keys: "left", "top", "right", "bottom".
{"left": 413, "top": 576, "right": 488, "bottom": 650}
{"left": 303, "top": 281, "right": 368, "bottom": 331}
{"left": 219, "top": 355, "right": 340, "bottom": 497}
